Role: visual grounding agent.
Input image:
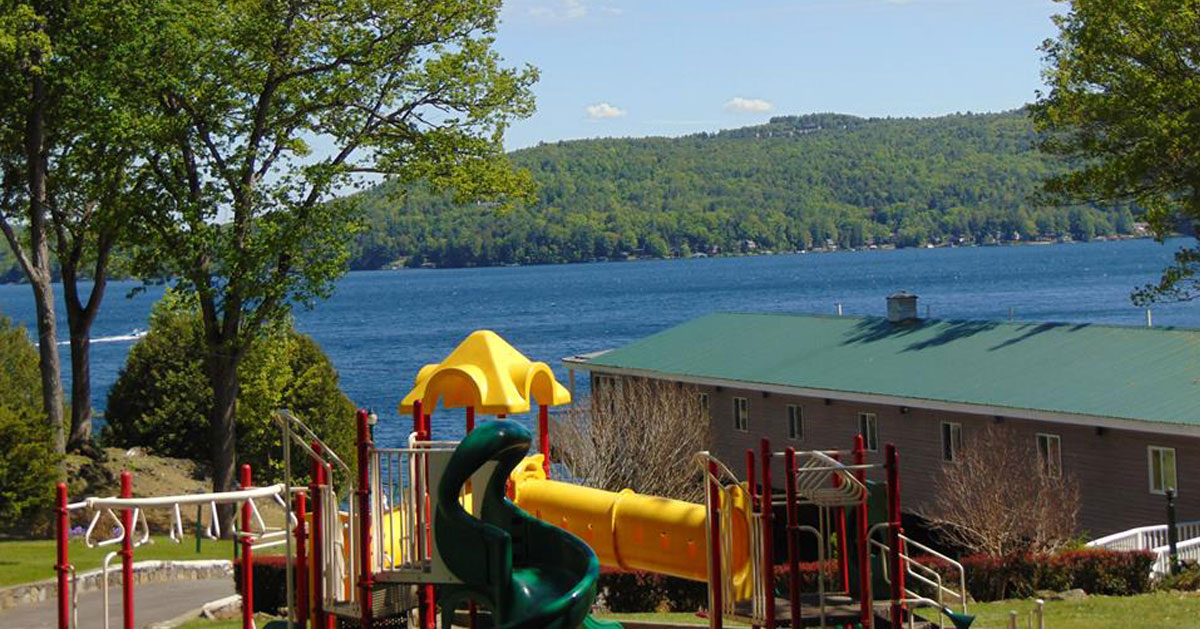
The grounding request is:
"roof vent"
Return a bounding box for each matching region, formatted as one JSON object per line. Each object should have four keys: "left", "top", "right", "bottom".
{"left": 886, "top": 291, "right": 919, "bottom": 323}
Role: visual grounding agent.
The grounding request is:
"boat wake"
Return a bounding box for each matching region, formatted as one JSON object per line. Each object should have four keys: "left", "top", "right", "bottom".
{"left": 57, "top": 329, "right": 147, "bottom": 345}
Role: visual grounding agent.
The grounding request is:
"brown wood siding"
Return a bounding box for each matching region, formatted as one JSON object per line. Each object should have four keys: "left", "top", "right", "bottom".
{"left": 594, "top": 373, "right": 1200, "bottom": 537}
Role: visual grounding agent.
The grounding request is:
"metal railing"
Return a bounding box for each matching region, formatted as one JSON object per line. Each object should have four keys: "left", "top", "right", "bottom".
{"left": 870, "top": 523, "right": 968, "bottom": 629}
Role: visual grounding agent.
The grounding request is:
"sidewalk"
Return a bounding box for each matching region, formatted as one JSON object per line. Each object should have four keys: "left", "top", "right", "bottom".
{"left": 0, "top": 577, "right": 234, "bottom": 628}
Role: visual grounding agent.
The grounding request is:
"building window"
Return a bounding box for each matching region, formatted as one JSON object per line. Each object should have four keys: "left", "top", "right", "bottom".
{"left": 733, "top": 397, "right": 748, "bottom": 432}
{"left": 1037, "top": 433, "right": 1061, "bottom": 477}
{"left": 858, "top": 412, "right": 878, "bottom": 452}
{"left": 1148, "top": 446, "right": 1177, "bottom": 495}
{"left": 787, "top": 405, "right": 803, "bottom": 440}
{"left": 699, "top": 393, "right": 710, "bottom": 419}
{"left": 941, "top": 422, "right": 962, "bottom": 462}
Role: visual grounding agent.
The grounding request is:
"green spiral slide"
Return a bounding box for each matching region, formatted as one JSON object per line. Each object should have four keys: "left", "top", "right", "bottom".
{"left": 434, "top": 420, "right": 621, "bottom": 629}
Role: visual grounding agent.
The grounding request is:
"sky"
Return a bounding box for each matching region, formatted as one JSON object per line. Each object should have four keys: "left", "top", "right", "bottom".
{"left": 491, "top": 0, "right": 1062, "bottom": 149}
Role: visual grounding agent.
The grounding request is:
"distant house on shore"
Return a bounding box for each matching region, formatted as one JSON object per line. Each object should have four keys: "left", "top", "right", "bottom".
{"left": 563, "top": 293, "right": 1198, "bottom": 536}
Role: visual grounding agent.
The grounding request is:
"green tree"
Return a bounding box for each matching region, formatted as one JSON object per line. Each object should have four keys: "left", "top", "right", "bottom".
{"left": 0, "top": 315, "right": 58, "bottom": 531}
{"left": 0, "top": 0, "right": 152, "bottom": 454}
{"left": 1032, "top": 0, "right": 1200, "bottom": 303}
{"left": 124, "top": 0, "right": 538, "bottom": 509}
{"left": 104, "top": 293, "right": 356, "bottom": 484}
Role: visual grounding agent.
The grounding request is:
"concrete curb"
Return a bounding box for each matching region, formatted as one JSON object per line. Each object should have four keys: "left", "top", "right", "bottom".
{"left": 0, "top": 559, "right": 233, "bottom": 611}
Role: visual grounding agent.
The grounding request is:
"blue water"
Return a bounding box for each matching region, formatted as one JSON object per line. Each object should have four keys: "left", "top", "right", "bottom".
{"left": 0, "top": 238, "right": 1195, "bottom": 450}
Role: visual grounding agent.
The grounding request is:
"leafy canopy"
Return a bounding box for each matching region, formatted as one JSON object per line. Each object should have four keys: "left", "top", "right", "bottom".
{"left": 1031, "top": 0, "right": 1200, "bottom": 303}
{"left": 104, "top": 292, "right": 357, "bottom": 483}
{"left": 0, "top": 315, "right": 58, "bottom": 529}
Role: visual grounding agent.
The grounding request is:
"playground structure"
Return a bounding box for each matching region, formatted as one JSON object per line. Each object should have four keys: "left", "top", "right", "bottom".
{"left": 52, "top": 329, "right": 974, "bottom": 629}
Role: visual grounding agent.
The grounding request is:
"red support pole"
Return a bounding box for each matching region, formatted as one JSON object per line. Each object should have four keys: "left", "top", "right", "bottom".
{"left": 295, "top": 492, "right": 309, "bottom": 629}
{"left": 538, "top": 404, "right": 551, "bottom": 478}
{"left": 56, "top": 483, "right": 69, "bottom": 629}
{"left": 241, "top": 464, "right": 254, "bottom": 629}
{"left": 885, "top": 444, "right": 904, "bottom": 629}
{"left": 853, "top": 436, "right": 872, "bottom": 628}
{"left": 310, "top": 442, "right": 327, "bottom": 629}
{"left": 744, "top": 450, "right": 760, "bottom": 629}
{"left": 120, "top": 471, "right": 134, "bottom": 629}
{"left": 760, "top": 439, "right": 775, "bottom": 629}
{"left": 833, "top": 454, "right": 850, "bottom": 593}
{"left": 466, "top": 406, "right": 477, "bottom": 629}
{"left": 707, "top": 460, "right": 723, "bottom": 629}
{"left": 356, "top": 409, "right": 374, "bottom": 629}
{"left": 784, "top": 449, "right": 800, "bottom": 628}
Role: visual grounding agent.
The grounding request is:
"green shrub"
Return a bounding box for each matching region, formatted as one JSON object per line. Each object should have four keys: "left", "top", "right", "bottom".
{"left": 233, "top": 555, "right": 292, "bottom": 614}
{"left": 917, "top": 549, "right": 1154, "bottom": 602}
{"left": 0, "top": 315, "right": 58, "bottom": 533}
{"left": 598, "top": 570, "right": 708, "bottom": 613}
{"left": 104, "top": 292, "right": 356, "bottom": 484}
{"left": 1155, "top": 561, "right": 1200, "bottom": 592}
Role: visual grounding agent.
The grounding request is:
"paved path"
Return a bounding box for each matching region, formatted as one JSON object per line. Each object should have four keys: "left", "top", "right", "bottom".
{"left": 0, "top": 578, "right": 234, "bottom": 628}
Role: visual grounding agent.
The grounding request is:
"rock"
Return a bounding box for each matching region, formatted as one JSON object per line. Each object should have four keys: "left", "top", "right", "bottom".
{"left": 1057, "top": 588, "right": 1088, "bottom": 601}
{"left": 125, "top": 446, "right": 145, "bottom": 458}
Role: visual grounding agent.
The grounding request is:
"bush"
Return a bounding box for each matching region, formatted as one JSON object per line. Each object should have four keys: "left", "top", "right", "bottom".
{"left": 105, "top": 292, "right": 356, "bottom": 484}
{"left": 1155, "top": 561, "right": 1200, "bottom": 592}
{"left": 0, "top": 316, "right": 58, "bottom": 534}
{"left": 233, "top": 555, "right": 292, "bottom": 614}
{"left": 916, "top": 549, "right": 1154, "bottom": 602}
{"left": 597, "top": 570, "right": 707, "bottom": 613}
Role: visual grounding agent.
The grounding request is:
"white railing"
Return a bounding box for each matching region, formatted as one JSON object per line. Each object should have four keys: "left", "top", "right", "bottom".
{"left": 1150, "top": 536, "right": 1200, "bottom": 576}
{"left": 1087, "top": 520, "right": 1200, "bottom": 552}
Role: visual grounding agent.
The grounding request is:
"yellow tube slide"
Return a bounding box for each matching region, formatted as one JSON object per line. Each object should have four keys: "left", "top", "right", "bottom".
{"left": 509, "top": 455, "right": 750, "bottom": 588}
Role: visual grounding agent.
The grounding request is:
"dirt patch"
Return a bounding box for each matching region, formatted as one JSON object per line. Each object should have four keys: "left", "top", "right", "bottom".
{"left": 66, "top": 448, "right": 286, "bottom": 534}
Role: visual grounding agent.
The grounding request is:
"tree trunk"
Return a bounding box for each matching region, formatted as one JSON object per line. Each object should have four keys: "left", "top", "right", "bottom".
{"left": 208, "top": 350, "right": 241, "bottom": 536}
{"left": 24, "top": 60, "right": 66, "bottom": 471}
{"left": 61, "top": 246, "right": 110, "bottom": 450}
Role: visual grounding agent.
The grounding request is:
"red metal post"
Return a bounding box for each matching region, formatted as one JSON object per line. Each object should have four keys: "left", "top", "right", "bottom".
{"left": 707, "top": 460, "right": 723, "bottom": 629}
{"left": 295, "top": 492, "right": 309, "bottom": 629}
{"left": 744, "top": 450, "right": 760, "bottom": 629}
{"left": 309, "top": 442, "right": 327, "bottom": 629}
{"left": 356, "top": 409, "right": 375, "bottom": 629}
{"left": 56, "top": 483, "right": 70, "bottom": 629}
{"left": 784, "top": 449, "right": 800, "bottom": 628}
{"left": 466, "top": 405, "right": 477, "bottom": 629}
{"left": 885, "top": 444, "right": 904, "bottom": 629}
{"left": 120, "top": 471, "right": 134, "bottom": 629}
{"left": 241, "top": 464, "right": 254, "bottom": 629}
{"left": 832, "top": 454, "right": 850, "bottom": 593}
{"left": 760, "top": 439, "right": 775, "bottom": 629}
{"left": 853, "top": 436, "right": 872, "bottom": 629}
{"left": 538, "top": 404, "right": 551, "bottom": 477}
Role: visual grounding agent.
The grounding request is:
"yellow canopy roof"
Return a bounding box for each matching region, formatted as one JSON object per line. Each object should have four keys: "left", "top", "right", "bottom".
{"left": 398, "top": 330, "right": 572, "bottom": 416}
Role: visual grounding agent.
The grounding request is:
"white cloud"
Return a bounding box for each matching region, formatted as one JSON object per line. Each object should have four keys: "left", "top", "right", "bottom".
{"left": 724, "top": 97, "right": 775, "bottom": 114}
{"left": 586, "top": 102, "right": 627, "bottom": 120}
{"left": 528, "top": 0, "right": 621, "bottom": 21}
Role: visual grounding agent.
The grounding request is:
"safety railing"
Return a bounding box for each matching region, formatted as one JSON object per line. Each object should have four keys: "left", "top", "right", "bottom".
{"left": 870, "top": 523, "right": 969, "bottom": 629}
{"left": 1087, "top": 520, "right": 1200, "bottom": 552}
{"left": 369, "top": 433, "right": 460, "bottom": 579}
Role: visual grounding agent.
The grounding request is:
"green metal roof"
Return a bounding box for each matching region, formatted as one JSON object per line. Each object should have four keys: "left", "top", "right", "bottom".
{"left": 584, "top": 313, "right": 1200, "bottom": 428}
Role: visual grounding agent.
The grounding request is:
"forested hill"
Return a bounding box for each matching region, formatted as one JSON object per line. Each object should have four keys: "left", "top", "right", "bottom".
{"left": 348, "top": 109, "right": 1137, "bottom": 269}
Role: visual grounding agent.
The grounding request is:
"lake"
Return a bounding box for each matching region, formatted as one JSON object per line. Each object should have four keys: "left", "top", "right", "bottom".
{"left": 0, "top": 237, "right": 1195, "bottom": 450}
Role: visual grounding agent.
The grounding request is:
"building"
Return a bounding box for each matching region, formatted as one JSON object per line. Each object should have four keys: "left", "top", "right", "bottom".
{"left": 563, "top": 294, "right": 1199, "bottom": 536}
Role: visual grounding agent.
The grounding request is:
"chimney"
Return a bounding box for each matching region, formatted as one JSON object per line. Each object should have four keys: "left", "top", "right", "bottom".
{"left": 886, "top": 291, "right": 919, "bottom": 323}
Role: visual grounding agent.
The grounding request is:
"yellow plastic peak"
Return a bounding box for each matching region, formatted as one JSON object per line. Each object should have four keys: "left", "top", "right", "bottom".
{"left": 398, "top": 330, "right": 571, "bottom": 415}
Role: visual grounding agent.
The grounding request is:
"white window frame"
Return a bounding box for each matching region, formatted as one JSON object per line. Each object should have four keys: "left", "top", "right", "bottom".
{"left": 941, "top": 422, "right": 962, "bottom": 462}
{"left": 733, "top": 397, "right": 748, "bottom": 432}
{"left": 858, "top": 412, "right": 878, "bottom": 452}
{"left": 1148, "top": 446, "right": 1178, "bottom": 495}
{"left": 787, "top": 405, "right": 803, "bottom": 440}
{"left": 1037, "top": 433, "right": 1062, "bottom": 478}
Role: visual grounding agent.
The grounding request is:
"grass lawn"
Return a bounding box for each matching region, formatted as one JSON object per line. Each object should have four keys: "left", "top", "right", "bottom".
{"left": 0, "top": 535, "right": 258, "bottom": 588}
{"left": 97, "top": 591, "right": 1200, "bottom": 628}
{"left": 594, "top": 591, "right": 1200, "bottom": 628}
